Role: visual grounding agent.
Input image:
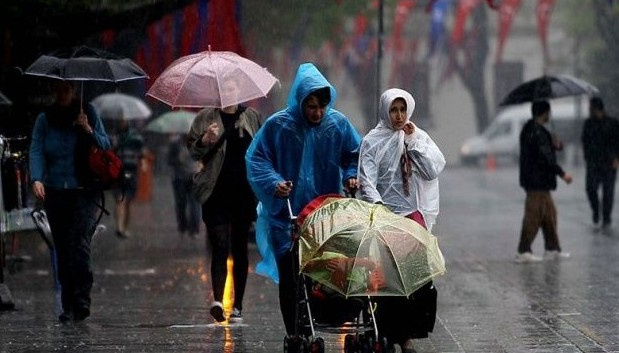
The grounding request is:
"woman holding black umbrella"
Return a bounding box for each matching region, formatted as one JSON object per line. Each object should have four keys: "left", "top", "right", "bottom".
{"left": 29, "top": 80, "right": 111, "bottom": 322}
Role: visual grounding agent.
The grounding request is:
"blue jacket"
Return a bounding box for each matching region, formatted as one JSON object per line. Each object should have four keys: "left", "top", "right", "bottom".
{"left": 246, "top": 63, "right": 361, "bottom": 259}
{"left": 29, "top": 102, "right": 111, "bottom": 189}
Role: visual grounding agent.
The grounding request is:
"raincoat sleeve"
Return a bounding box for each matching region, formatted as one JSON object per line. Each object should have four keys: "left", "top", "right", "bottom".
{"left": 29, "top": 114, "right": 46, "bottom": 183}
{"left": 341, "top": 119, "right": 361, "bottom": 184}
{"left": 245, "top": 119, "right": 285, "bottom": 209}
{"left": 405, "top": 128, "right": 445, "bottom": 181}
{"left": 358, "top": 139, "right": 383, "bottom": 204}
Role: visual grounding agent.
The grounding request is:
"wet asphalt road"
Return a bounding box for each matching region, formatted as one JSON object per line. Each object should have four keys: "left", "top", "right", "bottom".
{"left": 1, "top": 164, "right": 619, "bottom": 352}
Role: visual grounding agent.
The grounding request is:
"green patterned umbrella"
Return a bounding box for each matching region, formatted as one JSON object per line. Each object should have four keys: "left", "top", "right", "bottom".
{"left": 298, "top": 197, "right": 446, "bottom": 297}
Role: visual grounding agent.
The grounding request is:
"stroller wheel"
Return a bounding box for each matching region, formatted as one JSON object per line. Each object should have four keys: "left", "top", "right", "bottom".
{"left": 284, "top": 335, "right": 310, "bottom": 353}
{"left": 372, "top": 337, "right": 388, "bottom": 353}
{"left": 358, "top": 333, "right": 373, "bottom": 353}
{"left": 344, "top": 334, "right": 356, "bottom": 353}
{"left": 310, "top": 337, "right": 325, "bottom": 353}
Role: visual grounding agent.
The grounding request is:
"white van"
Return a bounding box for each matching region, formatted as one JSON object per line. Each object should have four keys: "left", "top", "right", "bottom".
{"left": 459, "top": 99, "right": 589, "bottom": 166}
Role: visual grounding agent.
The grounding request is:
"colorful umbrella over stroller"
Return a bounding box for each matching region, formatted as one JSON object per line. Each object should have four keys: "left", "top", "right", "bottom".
{"left": 298, "top": 196, "right": 445, "bottom": 298}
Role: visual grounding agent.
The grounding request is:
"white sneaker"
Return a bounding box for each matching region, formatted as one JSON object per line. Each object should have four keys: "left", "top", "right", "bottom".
{"left": 228, "top": 307, "right": 243, "bottom": 323}
{"left": 515, "top": 252, "right": 543, "bottom": 263}
{"left": 93, "top": 224, "right": 107, "bottom": 237}
{"left": 544, "top": 250, "right": 570, "bottom": 260}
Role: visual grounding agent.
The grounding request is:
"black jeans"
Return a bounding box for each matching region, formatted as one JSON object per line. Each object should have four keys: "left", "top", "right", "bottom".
{"left": 44, "top": 188, "right": 98, "bottom": 315}
{"left": 586, "top": 166, "right": 617, "bottom": 224}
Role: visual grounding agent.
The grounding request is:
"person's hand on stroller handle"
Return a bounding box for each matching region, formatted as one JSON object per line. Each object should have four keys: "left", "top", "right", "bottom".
{"left": 344, "top": 177, "right": 358, "bottom": 196}
{"left": 275, "top": 180, "right": 293, "bottom": 198}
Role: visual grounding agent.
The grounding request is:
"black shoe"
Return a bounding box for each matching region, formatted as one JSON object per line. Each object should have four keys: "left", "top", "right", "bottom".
{"left": 115, "top": 230, "right": 129, "bottom": 239}
{"left": 210, "top": 302, "right": 225, "bottom": 322}
{"left": 73, "top": 307, "right": 90, "bottom": 322}
{"left": 593, "top": 212, "right": 600, "bottom": 225}
{"left": 58, "top": 311, "right": 73, "bottom": 322}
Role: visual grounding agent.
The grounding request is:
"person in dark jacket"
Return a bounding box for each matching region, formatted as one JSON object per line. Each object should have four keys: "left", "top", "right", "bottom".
{"left": 581, "top": 97, "right": 619, "bottom": 229}
{"left": 516, "top": 100, "right": 573, "bottom": 263}
{"left": 29, "top": 80, "right": 111, "bottom": 322}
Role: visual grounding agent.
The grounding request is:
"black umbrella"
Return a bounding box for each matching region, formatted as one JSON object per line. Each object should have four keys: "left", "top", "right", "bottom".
{"left": 499, "top": 75, "right": 599, "bottom": 106}
{"left": 0, "top": 90, "right": 11, "bottom": 106}
{"left": 24, "top": 46, "right": 149, "bottom": 107}
{"left": 24, "top": 46, "right": 148, "bottom": 82}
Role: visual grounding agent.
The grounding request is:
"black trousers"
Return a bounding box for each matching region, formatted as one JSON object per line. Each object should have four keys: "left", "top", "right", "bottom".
{"left": 586, "top": 166, "right": 617, "bottom": 224}
{"left": 171, "top": 177, "right": 200, "bottom": 234}
{"left": 44, "top": 188, "right": 98, "bottom": 314}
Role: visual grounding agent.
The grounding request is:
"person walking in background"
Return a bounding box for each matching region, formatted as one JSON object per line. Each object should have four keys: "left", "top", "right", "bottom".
{"left": 581, "top": 97, "right": 619, "bottom": 230}
{"left": 29, "top": 80, "right": 111, "bottom": 322}
{"left": 358, "top": 88, "right": 445, "bottom": 353}
{"left": 187, "top": 77, "right": 262, "bottom": 323}
{"left": 516, "top": 100, "right": 573, "bottom": 263}
{"left": 167, "top": 133, "right": 200, "bottom": 238}
{"left": 245, "top": 62, "right": 361, "bottom": 338}
{"left": 112, "top": 117, "right": 145, "bottom": 239}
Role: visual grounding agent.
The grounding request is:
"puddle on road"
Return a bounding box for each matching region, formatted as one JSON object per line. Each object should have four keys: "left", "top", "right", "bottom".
{"left": 169, "top": 323, "right": 249, "bottom": 328}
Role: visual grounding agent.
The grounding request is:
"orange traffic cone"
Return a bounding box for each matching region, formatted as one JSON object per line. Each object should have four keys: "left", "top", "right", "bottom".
{"left": 486, "top": 153, "right": 496, "bottom": 171}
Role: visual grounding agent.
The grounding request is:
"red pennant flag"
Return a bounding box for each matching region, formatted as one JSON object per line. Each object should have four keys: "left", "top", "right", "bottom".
{"left": 495, "top": 0, "right": 522, "bottom": 63}
{"left": 536, "top": 0, "right": 555, "bottom": 63}
{"left": 452, "top": 0, "right": 483, "bottom": 45}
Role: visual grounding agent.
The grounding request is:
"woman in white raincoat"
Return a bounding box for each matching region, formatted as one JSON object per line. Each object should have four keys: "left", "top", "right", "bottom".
{"left": 358, "top": 88, "right": 445, "bottom": 352}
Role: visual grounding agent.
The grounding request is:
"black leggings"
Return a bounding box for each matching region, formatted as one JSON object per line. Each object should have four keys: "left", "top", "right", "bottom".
{"left": 205, "top": 222, "right": 250, "bottom": 310}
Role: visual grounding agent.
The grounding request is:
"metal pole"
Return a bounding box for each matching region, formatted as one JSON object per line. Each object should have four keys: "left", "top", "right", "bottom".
{"left": 376, "top": 0, "right": 384, "bottom": 123}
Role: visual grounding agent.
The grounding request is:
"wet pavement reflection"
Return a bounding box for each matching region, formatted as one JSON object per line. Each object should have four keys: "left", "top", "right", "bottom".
{"left": 2, "top": 166, "right": 619, "bottom": 352}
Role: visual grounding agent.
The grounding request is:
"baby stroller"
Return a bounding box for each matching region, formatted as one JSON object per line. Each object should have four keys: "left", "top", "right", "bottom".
{"left": 283, "top": 194, "right": 446, "bottom": 353}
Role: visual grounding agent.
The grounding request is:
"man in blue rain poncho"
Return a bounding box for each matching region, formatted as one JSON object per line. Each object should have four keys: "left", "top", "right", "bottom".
{"left": 246, "top": 63, "right": 361, "bottom": 336}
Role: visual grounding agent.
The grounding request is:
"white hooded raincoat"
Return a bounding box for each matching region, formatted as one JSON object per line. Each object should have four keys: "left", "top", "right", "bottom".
{"left": 358, "top": 88, "right": 446, "bottom": 230}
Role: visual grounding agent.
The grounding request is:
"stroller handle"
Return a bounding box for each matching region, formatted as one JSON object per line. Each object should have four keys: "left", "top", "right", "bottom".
{"left": 286, "top": 198, "right": 298, "bottom": 223}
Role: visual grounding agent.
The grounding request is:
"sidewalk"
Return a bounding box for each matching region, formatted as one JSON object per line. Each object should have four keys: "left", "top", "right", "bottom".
{"left": 1, "top": 167, "right": 619, "bottom": 352}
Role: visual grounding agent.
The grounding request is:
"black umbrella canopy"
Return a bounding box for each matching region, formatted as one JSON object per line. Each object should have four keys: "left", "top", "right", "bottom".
{"left": 24, "top": 45, "right": 148, "bottom": 82}
{"left": 0, "top": 91, "right": 11, "bottom": 106}
{"left": 499, "top": 75, "right": 599, "bottom": 106}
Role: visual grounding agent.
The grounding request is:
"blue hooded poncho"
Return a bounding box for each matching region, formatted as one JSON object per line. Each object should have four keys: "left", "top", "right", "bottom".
{"left": 246, "top": 63, "right": 361, "bottom": 282}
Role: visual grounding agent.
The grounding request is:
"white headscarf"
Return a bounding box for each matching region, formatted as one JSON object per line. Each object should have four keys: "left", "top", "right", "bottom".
{"left": 358, "top": 88, "right": 445, "bottom": 230}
